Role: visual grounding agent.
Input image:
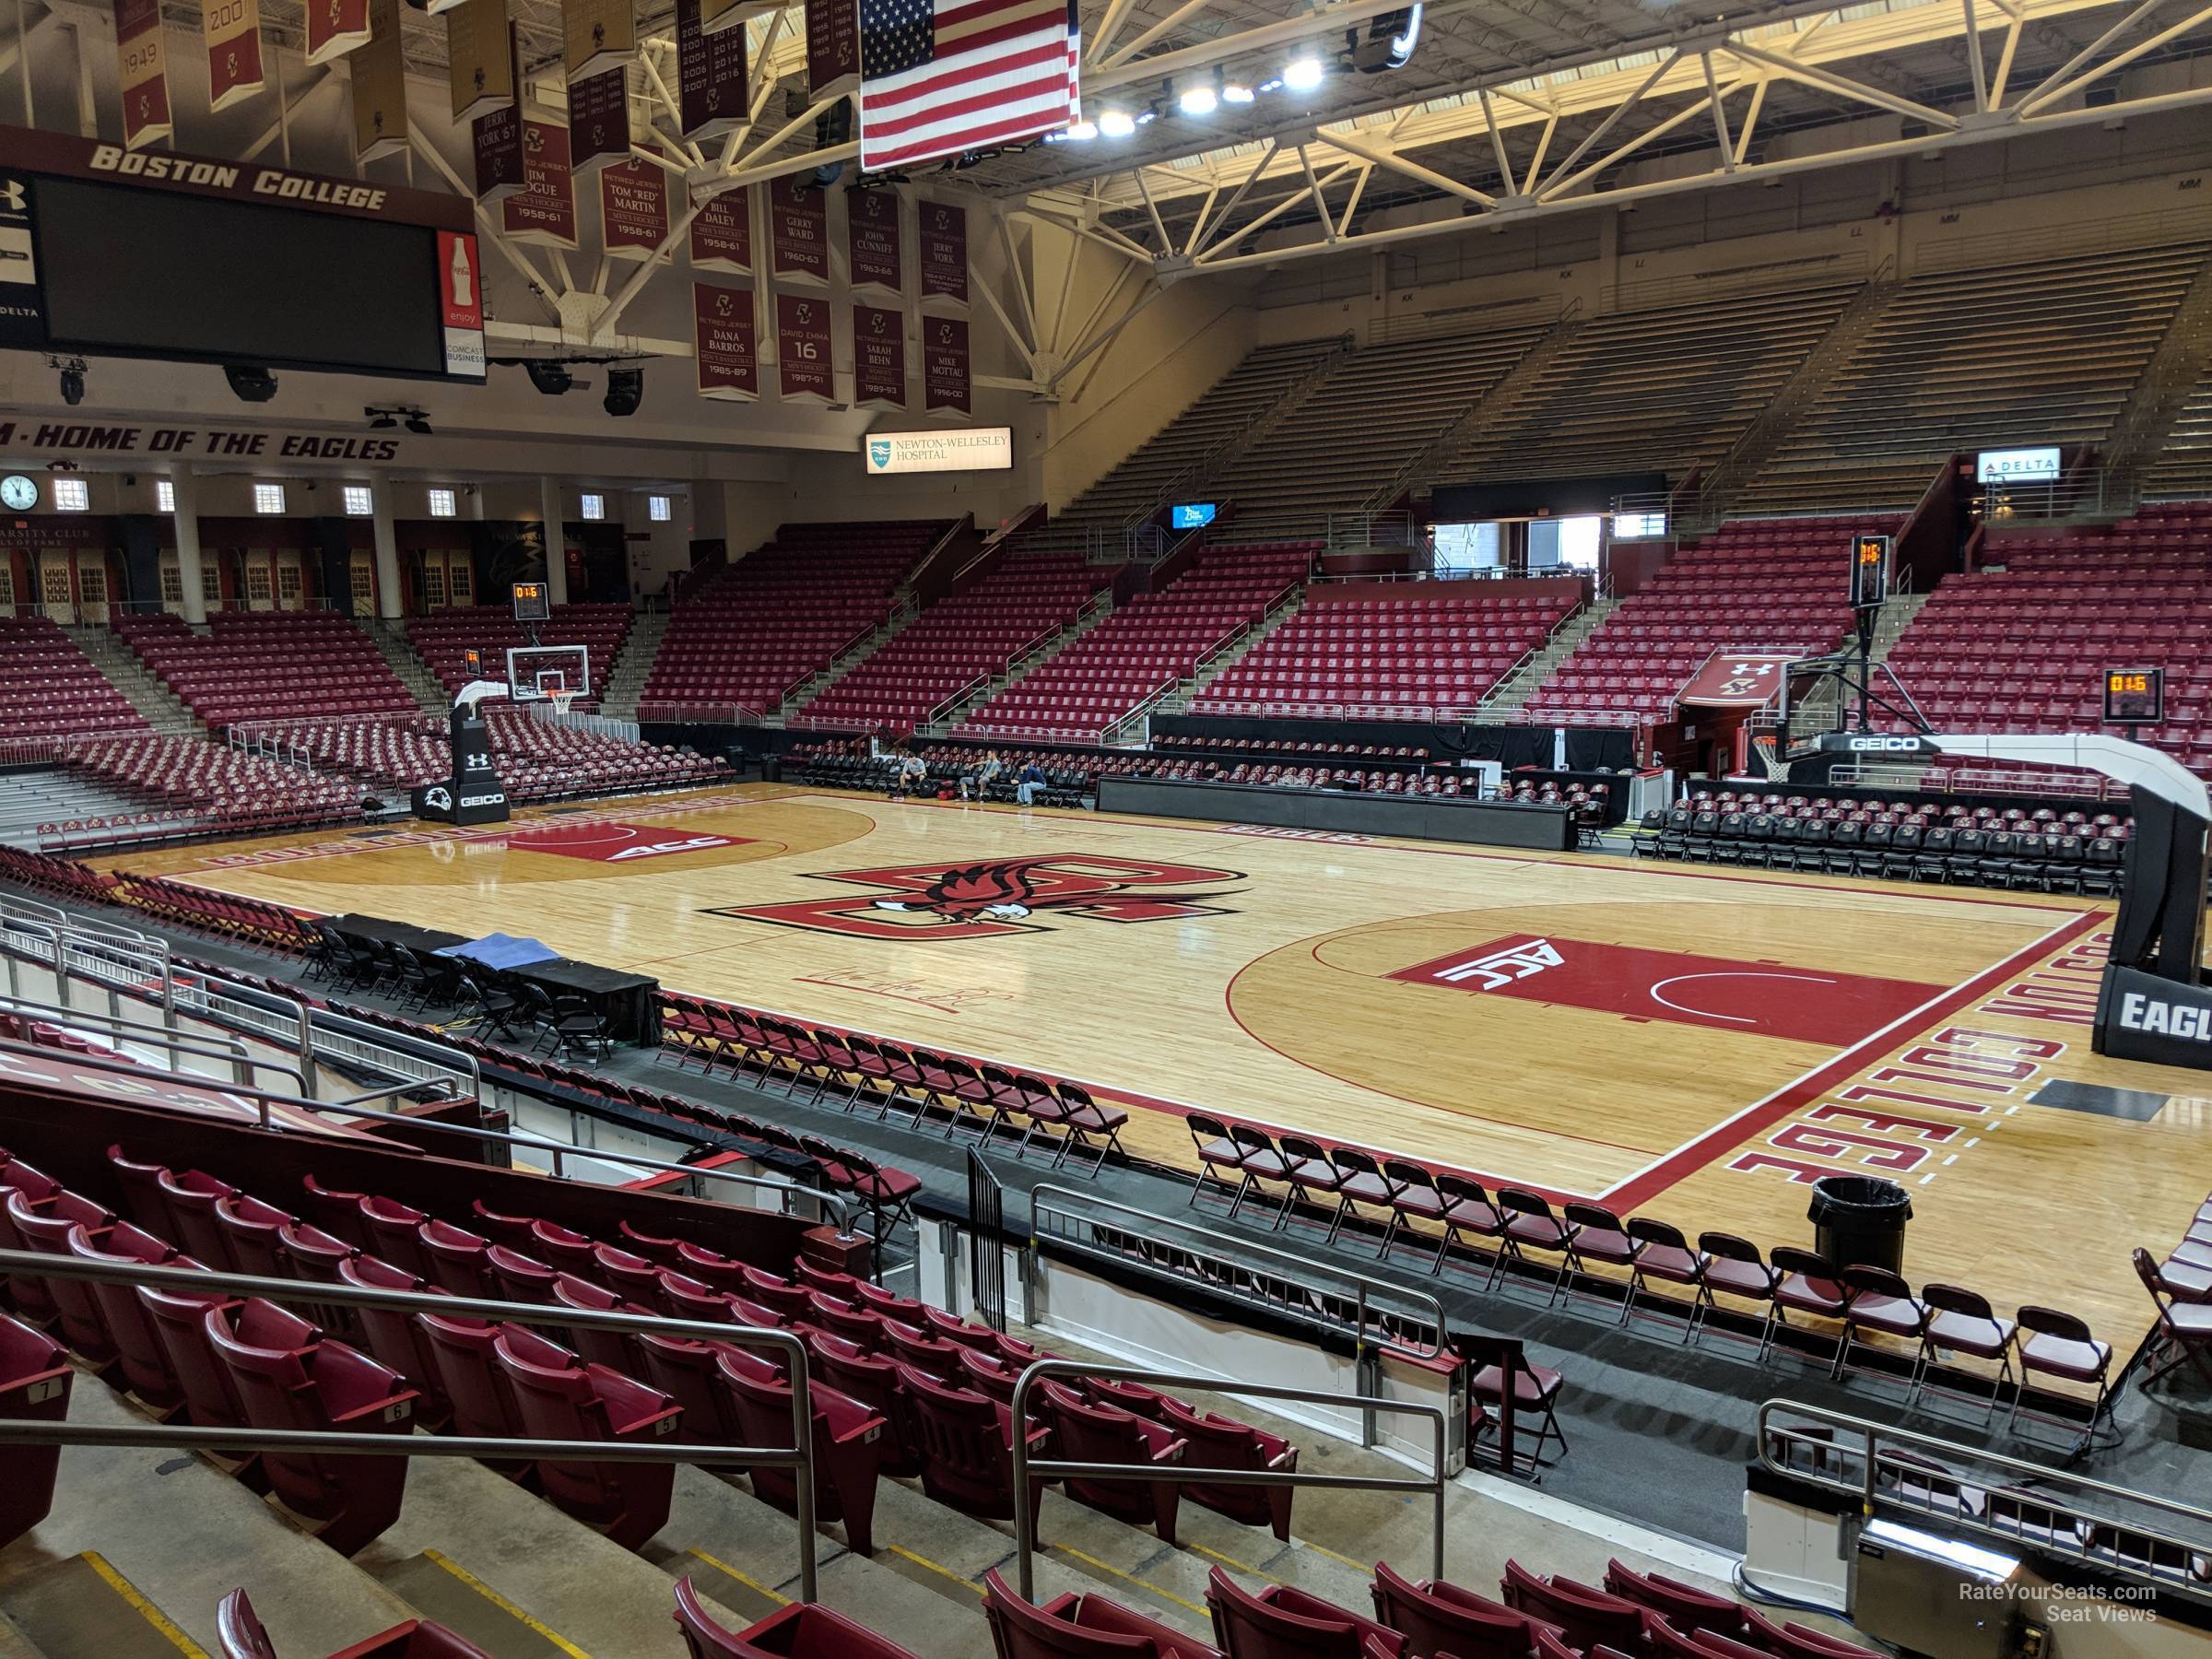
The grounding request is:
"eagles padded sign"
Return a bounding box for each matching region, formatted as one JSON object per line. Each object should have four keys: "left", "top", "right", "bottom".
{"left": 203, "top": 0, "right": 265, "bottom": 113}
{"left": 1676, "top": 650, "right": 1796, "bottom": 711}
{"left": 446, "top": 0, "right": 513, "bottom": 121}
{"left": 563, "top": 0, "right": 634, "bottom": 83}
{"left": 351, "top": 0, "right": 409, "bottom": 164}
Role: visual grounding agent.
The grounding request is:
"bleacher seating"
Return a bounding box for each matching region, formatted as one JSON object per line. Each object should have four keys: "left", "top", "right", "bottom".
{"left": 1884, "top": 500, "right": 2212, "bottom": 778}
{"left": 113, "top": 612, "right": 418, "bottom": 732}
{"left": 2147, "top": 365, "right": 2212, "bottom": 502}
{"left": 57, "top": 734, "right": 360, "bottom": 827}
{"left": 1527, "top": 517, "right": 1883, "bottom": 724}
{"left": 796, "top": 549, "right": 1112, "bottom": 732}
{"left": 1738, "top": 241, "right": 2209, "bottom": 514}
{"left": 406, "top": 604, "right": 636, "bottom": 705}
{"left": 0, "top": 616, "right": 146, "bottom": 742}
{"left": 642, "top": 522, "right": 946, "bottom": 715}
{"left": 788, "top": 739, "right": 1106, "bottom": 806}
{"left": 1431, "top": 284, "right": 1859, "bottom": 490}
{"left": 1195, "top": 587, "right": 1571, "bottom": 718}
{"left": 1210, "top": 324, "right": 1549, "bottom": 532}
{"left": 1047, "top": 340, "right": 1344, "bottom": 538}
{"left": 269, "top": 708, "right": 723, "bottom": 801}
{"left": 958, "top": 544, "right": 1313, "bottom": 741}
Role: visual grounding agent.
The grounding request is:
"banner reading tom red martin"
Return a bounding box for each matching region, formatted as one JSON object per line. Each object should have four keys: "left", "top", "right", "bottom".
{"left": 600, "top": 146, "right": 669, "bottom": 261}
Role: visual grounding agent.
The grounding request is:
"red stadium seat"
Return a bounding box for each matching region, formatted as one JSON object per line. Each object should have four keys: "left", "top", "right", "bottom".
{"left": 672, "top": 1573, "right": 922, "bottom": 1658}
{"left": 0, "top": 1310, "right": 70, "bottom": 1547}
{"left": 493, "top": 1325, "right": 682, "bottom": 1549}
{"left": 982, "top": 1566, "right": 1223, "bottom": 1659}
{"left": 217, "top": 1585, "right": 494, "bottom": 1658}
{"left": 1205, "top": 1569, "right": 1405, "bottom": 1658}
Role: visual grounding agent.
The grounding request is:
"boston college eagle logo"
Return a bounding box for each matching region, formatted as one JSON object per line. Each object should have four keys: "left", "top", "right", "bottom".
{"left": 712, "top": 854, "right": 1245, "bottom": 941}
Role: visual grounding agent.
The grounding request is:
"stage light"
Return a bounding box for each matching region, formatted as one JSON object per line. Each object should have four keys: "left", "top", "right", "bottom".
{"left": 224, "top": 363, "right": 278, "bottom": 403}
{"left": 404, "top": 411, "right": 432, "bottom": 435}
{"left": 1062, "top": 119, "right": 1099, "bottom": 140}
{"left": 58, "top": 364, "right": 83, "bottom": 406}
{"left": 1177, "top": 76, "right": 1218, "bottom": 116}
{"left": 603, "top": 368, "right": 643, "bottom": 418}
{"left": 366, "top": 409, "right": 396, "bottom": 430}
{"left": 526, "top": 359, "right": 575, "bottom": 395}
{"left": 1098, "top": 108, "right": 1135, "bottom": 137}
{"left": 1222, "top": 82, "right": 1254, "bottom": 104}
{"left": 1283, "top": 54, "right": 1324, "bottom": 92}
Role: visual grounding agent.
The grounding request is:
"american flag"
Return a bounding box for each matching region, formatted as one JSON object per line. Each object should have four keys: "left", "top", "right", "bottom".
{"left": 859, "top": 0, "right": 1079, "bottom": 171}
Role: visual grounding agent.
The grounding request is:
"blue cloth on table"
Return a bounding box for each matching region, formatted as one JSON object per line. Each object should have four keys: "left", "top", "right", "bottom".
{"left": 434, "top": 933, "right": 559, "bottom": 970}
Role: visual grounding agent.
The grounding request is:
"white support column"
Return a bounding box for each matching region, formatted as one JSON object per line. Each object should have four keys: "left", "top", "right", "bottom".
{"left": 368, "top": 470, "right": 404, "bottom": 621}
{"left": 168, "top": 468, "right": 206, "bottom": 626}
{"left": 539, "top": 476, "right": 570, "bottom": 606}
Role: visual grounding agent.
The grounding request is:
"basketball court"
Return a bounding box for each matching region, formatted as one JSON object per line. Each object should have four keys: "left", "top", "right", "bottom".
{"left": 102, "top": 783, "right": 2209, "bottom": 1340}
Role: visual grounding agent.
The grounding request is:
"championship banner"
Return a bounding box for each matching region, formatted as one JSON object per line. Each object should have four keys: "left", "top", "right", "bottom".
{"left": 351, "top": 0, "right": 409, "bottom": 165}
{"left": 501, "top": 119, "right": 579, "bottom": 249}
{"left": 306, "top": 0, "right": 370, "bottom": 66}
{"left": 769, "top": 172, "right": 828, "bottom": 284}
{"left": 115, "top": 0, "right": 171, "bottom": 150}
{"left": 699, "top": 0, "right": 743, "bottom": 32}
{"left": 445, "top": 0, "right": 512, "bottom": 120}
{"left": 923, "top": 315, "right": 970, "bottom": 416}
{"left": 568, "top": 65, "right": 629, "bottom": 176}
{"left": 563, "top": 0, "right": 633, "bottom": 82}
{"left": 777, "top": 291, "right": 833, "bottom": 404}
{"left": 847, "top": 188, "right": 901, "bottom": 298}
{"left": 804, "top": 0, "right": 859, "bottom": 98}
{"left": 853, "top": 303, "right": 906, "bottom": 412}
{"left": 694, "top": 282, "right": 757, "bottom": 401}
{"left": 203, "top": 0, "right": 265, "bottom": 112}
{"left": 918, "top": 200, "right": 968, "bottom": 306}
{"left": 676, "top": 0, "right": 746, "bottom": 142}
{"left": 688, "top": 187, "right": 750, "bottom": 274}
{"left": 600, "top": 144, "right": 669, "bottom": 262}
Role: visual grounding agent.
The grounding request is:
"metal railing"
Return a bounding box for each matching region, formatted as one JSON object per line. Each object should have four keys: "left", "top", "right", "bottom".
{"left": 1029, "top": 1184, "right": 1448, "bottom": 1362}
{"left": 1758, "top": 1400, "right": 2212, "bottom": 1600}
{"left": 632, "top": 700, "right": 766, "bottom": 727}
{"left": 1009, "top": 1359, "right": 1448, "bottom": 1599}
{"left": 0, "top": 990, "right": 305, "bottom": 1093}
{"left": 1825, "top": 762, "right": 2130, "bottom": 805}
{"left": 0, "top": 1248, "right": 823, "bottom": 1602}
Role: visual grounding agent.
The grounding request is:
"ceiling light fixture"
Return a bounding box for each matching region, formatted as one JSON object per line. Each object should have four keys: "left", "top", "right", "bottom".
{"left": 1098, "top": 108, "right": 1136, "bottom": 137}
{"left": 1283, "top": 54, "right": 1325, "bottom": 93}
{"left": 1177, "top": 76, "right": 1218, "bottom": 116}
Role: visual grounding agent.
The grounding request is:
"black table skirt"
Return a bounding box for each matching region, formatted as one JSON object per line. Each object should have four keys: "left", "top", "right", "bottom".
{"left": 329, "top": 914, "right": 660, "bottom": 1045}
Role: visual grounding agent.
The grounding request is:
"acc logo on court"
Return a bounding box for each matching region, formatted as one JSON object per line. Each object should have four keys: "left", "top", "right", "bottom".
{"left": 1426, "top": 936, "right": 1564, "bottom": 990}
{"left": 712, "top": 854, "right": 1245, "bottom": 941}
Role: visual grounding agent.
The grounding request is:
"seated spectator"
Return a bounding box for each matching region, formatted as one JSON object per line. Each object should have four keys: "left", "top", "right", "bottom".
{"left": 1016, "top": 758, "right": 1049, "bottom": 806}
{"left": 890, "top": 749, "right": 928, "bottom": 801}
{"left": 961, "top": 750, "right": 1004, "bottom": 802}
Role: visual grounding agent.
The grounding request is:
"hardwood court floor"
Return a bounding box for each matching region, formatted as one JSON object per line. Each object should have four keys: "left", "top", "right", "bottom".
{"left": 111, "top": 784, "right": 2212, "bottom": 1341}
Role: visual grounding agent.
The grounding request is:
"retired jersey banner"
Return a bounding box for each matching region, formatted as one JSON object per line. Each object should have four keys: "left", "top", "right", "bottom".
{"left": 923, "top": 314, "right": 970, "bottom": 416}
{"left": 688, "top": 187, "right": 750, "bottom": 274}
{"left": 203, "top": 0, "right": 265, "bottom": 112}
{"left": 563, "top": 0, "right": 632, "bottom": 81}
{"left": 568, "top": 65, "right": 629, "bottom": 176}
{"left": 676, "top": 0, "right": 746, "bottom": 141}
{"left": 305, "top": 0, "right": 370, "bottom": 65}
{"left": 777, "top": 291, "right": 833, "bottom": 403}
{"left": 600, "top": 145, "right": 669, "bottom": 261}
{"left": 445, "top": 0, "right": 512, "bottom": 119}
{"left": 116, "top": 0, "right": 171, "bottom": 150}
{"left": 694, "top": 282, "right": 757, "bottom": 401}
{"left": 501, "top": 119, "right": 579, "bottom": 249}
{"left": 351, "top": 0, "right": 409, "bottom": 163}
{"left": 473, "top": 101, "right": 526, "bottom": 202}
{"left": 918, "top": 200, "right": 968, "bottom": 305}
{"left": 847, "top": 188, "right": 901, "bottom": 297}
{"left": 769, "top": 173, "right": 829, "bottom": 285}
{"left": 804, "top": 0, "right": 859, "bottom": 97}
{"left": 853, "top": 303, "right": 906, "bottom": 412}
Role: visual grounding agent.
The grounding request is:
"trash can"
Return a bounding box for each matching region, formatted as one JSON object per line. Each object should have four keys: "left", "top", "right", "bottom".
{"left": 759, "top": 754, "right": 782, "bottom": 784}
{"left": 1806, "top": 1175, "right": 1912, "bottom": 1274}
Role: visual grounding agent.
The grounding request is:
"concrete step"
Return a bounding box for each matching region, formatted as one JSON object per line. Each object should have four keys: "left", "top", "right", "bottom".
{"left": 600, "top": 614, "right": 669, "bottom": 721}
{"left": 0, "top": 1379, "right": 421, "bottom": 1657}
{"left": 65, "top": 629, "right": 199, "bottom": 735}
{"left": 368, "top": 1552, "right": 583, "bottom": 1659}
{"left": 359, "top": 621, "right": 448, "bottom": 717}
{"left": 0, "top": 1607, "right": 44, "bottom": 1659}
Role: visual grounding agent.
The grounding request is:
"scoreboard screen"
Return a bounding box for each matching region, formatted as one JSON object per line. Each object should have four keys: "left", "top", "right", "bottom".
{"left": 2102, "top": 666, "right": 2163, "bottom": 725}
{"left": 511, "top": 582, "right": 550, "bottom": 622}
{"left": 1848, "top": 534, "right": 1891, "bottom": 610}
{"left": 0, "top": 125, "right": 485, "bottom": 382}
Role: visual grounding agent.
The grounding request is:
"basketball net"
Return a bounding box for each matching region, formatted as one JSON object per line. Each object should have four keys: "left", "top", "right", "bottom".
{"left": 547, "top": 689, "right": 579, "bottom": 717}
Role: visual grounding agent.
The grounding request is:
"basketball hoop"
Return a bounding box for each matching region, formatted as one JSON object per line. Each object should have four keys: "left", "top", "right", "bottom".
{"left": 547, "top": 688, "right": 579, "bottom": 718}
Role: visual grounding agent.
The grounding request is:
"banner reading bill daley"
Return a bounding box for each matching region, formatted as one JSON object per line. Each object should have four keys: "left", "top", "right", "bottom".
{"left": 115, "top": 0, "right": 172, "bottom": 150}
{"left": 203, "top": 0, "right": 265, "bottom": 112}
{"left": 688, "top": 187, "right": 751, "bottom": 274}
{"left": 694, "top": 282, "right": 758, "bottom": 401}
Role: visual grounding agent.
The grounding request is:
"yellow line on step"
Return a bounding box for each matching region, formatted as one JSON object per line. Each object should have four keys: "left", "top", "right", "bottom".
{"left": 685, "top": 1547, "right": 792, "bottom": 1608}
{"left": 1297, "top": 1541, "right": 1373, "bottom": 1574}
{"left": 1049, "top": 1546, "right": 1206, "bottom": 1616}
{"left": 885, "top": 1545, "right": 983, "bottom": 1596}
{"left": 79, "top": 1552, "right": 211, "bottom": 1659}
{"left": 420, "top": 1549, "right": 591, "bottom": 1659}
{"left": 1192, "top": 1543, "right": 1278, "bottom": 1583}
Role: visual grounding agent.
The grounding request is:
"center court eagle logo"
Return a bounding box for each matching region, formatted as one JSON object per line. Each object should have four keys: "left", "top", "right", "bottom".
{"left": 711, "top": 854, "right": 1246, "bottom": 941}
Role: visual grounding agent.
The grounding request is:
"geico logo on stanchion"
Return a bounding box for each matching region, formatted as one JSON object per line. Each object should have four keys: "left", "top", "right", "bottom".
{"left": 459, "top": 793, "right": 506, "bottom": 809}
{"left": 1843, "top": 736, "right": 1930, "bottom": 753}
{"left": 2120, "top": 992, "right": 2212, "bottom": 1042}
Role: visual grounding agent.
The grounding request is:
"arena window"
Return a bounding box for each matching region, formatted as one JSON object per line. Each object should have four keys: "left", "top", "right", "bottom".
{"left": 51, "top": 477, "right": 88, "bottom": 512}
{"left": 581, "top": 492, "right": 606, "bottom": 521}
{"left": 648, "top": 494, "right": 672, "bottom": 523}
{"left": 428, "top": 488, "right": 458, "bottom": 518}
{"left": 342, "top": 485, "right": 372, "bottom": 516}
{"left": 155, "top": 478, "right": 175, "bottom": 512}
{"left": 252, "top": 482, "right": 286, "bottom": 515}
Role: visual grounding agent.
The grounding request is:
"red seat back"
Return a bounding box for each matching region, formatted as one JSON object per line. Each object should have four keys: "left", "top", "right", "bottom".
{"left": 0, "top": 1310, "right": 70, "bottom": 1547}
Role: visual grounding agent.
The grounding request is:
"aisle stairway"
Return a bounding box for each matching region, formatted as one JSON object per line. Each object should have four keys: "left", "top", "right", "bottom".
{"left": 65, "top": 629, "right": 197, "bottom": 736}
{"left": 361, "top": 622, "right": 450, "bottom": 717}
{"left": 1478, "top": 596, "right": 1617, "bottom": 715}
{"left": 598, "top": 612, "right": 669, "bottom": 720}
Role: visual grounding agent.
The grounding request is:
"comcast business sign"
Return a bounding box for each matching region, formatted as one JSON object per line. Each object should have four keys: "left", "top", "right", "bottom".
{"left": 864, "top": 428, "right": 1012, "bottom": 476}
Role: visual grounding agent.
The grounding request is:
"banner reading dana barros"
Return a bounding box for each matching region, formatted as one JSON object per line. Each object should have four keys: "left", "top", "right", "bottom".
{"left": 864, "top": 427, "right": 1011, "bottom": 476}
{"left": 694, "top": 281, "right": 758, "bottom": 401}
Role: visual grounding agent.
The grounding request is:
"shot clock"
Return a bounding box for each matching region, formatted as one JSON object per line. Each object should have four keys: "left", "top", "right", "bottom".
{"left": 1848, "top": 534, "right": 1891, "bottom": 610}
{"left": 2102, "top": 667, "right": 2163, "bottom": 725}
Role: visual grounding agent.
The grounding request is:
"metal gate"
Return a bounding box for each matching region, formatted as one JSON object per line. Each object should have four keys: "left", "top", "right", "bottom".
{"left": 967, "top": 1147, "right": 1006, "bottom": 1333}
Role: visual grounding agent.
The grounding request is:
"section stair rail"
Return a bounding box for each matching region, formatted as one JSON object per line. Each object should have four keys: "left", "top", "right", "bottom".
{"left": 0, "top": 1246, "right": 824, "bottom": 1605}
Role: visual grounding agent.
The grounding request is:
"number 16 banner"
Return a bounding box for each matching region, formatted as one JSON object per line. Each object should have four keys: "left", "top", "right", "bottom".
{"left": 777, "top": 291, "right": 833, "bottom": 403}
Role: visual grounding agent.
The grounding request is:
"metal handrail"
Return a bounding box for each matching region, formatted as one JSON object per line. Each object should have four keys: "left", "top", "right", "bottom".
{"left": 0, "top": 991, "right": 302, "bottom": 1091}
{"left": 1009, "top": 1359, "right": 1447, "bottom": 1599}
{"left": 0, "top": 1247, "right": 821, "bottom": 1603}
{"left": 1029, "top": 1183, "right": 1448, "bottom": 1361}
{"left": 1757, "top": 1399, "right": 2212, "bottom": 1599}
{"left": 0, "top": 1035, "right": 863, "bottom": 1240}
